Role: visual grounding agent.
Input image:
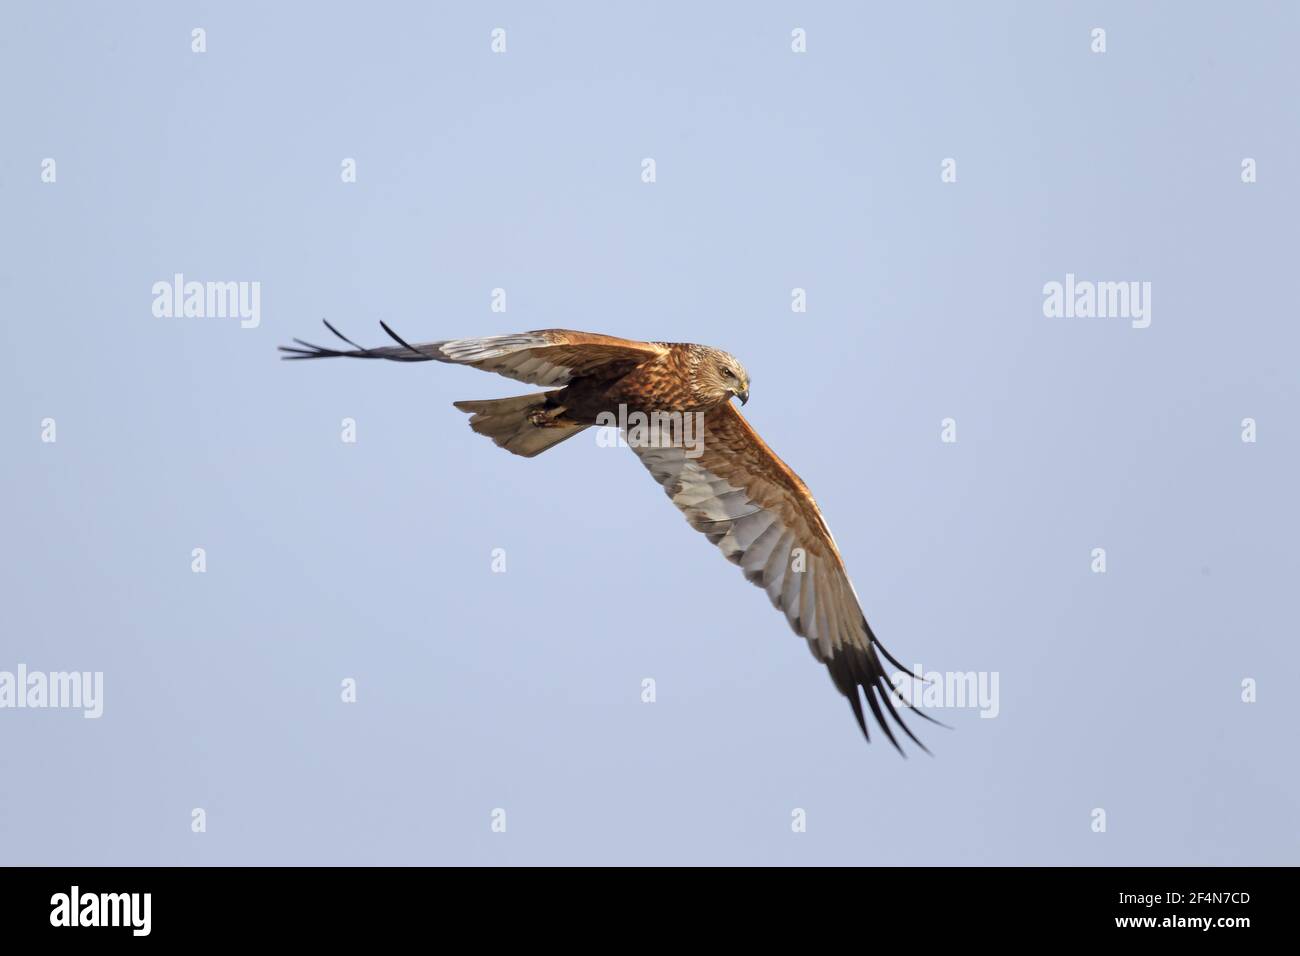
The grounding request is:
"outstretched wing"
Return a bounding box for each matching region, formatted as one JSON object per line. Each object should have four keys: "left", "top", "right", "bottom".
{"left": 630, "top": 401, "right": 937, "bottom": 753}
{"left": 280, "top": 321, "right": 667, "bottom": 387}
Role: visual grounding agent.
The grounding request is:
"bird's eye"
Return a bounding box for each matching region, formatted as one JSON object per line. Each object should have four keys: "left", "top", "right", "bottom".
{"left": 722, "top": 367, "right": 735, "bottom": 380}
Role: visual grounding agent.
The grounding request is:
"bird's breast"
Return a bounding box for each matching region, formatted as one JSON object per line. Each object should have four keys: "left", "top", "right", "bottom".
{"left": 564, "top": 359, "right": 701, "bottom": 420}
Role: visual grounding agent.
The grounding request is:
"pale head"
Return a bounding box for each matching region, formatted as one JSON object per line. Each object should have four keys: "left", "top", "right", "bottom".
{"left": 691, "top": 345, "right": 751, "bottom": 407}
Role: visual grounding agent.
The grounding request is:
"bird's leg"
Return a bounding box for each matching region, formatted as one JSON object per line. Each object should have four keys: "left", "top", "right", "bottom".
{"left": 527, "top": 404, "right": 570, "bottom": 428}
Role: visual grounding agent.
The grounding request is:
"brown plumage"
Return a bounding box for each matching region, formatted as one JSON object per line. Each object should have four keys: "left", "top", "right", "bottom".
{"left": 281, "top": 322, "right": 938, "bottom": 752}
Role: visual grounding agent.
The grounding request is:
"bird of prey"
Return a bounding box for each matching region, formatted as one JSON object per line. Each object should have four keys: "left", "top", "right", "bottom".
{"left": 281, "top": 322, "right": 936, "bottom": 752}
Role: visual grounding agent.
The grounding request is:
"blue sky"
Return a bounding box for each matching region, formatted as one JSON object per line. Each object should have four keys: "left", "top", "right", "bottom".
{"left": 1, "top": 1, "right": 1296, "bottom": 864}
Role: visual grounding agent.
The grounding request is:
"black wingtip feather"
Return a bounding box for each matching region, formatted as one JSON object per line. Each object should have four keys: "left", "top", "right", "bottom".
{"left": 865, "top": 615, "right": 934, "bottom": 685}
{"left": 876, "top": 681, "right": 933, "bottom": 755}
{"left": 846, "top": 685, "right": 870, "bottom": 741}
{"left": 379, "top": 320, "right": 427, "bottom": 358}
{"left": 862, "top": 684, "right": 904, "bottom": 756}
{"left": 277, "top": 321, "right": 437, "bottom": 362}
{"left": 322, "top": 318, "right": 365, "bottom": 350}
{"left": 827, "top": 632, "right": 943, "bottom": 755}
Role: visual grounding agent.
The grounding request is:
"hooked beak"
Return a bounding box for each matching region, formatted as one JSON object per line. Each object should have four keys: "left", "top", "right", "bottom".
{"left": 736, "top": 387, "right": 750, "bottom": 406}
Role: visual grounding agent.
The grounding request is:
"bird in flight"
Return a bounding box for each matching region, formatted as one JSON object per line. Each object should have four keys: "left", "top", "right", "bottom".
{"left": 282, "top": 322, "right": 937, "bottom": 753}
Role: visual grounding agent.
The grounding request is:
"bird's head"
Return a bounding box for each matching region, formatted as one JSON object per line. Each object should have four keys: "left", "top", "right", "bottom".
{"left": 694, "top": 347, "right": 751, "bottom": 408}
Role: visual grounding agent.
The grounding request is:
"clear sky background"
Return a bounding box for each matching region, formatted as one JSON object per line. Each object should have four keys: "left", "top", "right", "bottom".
{"left": 1, "top": 2, "right": 1297, "bottom": 865}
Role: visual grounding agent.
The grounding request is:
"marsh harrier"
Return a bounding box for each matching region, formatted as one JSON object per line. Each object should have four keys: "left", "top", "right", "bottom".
{"left": 282, "top": 323, "right": 936, "bottom": 753}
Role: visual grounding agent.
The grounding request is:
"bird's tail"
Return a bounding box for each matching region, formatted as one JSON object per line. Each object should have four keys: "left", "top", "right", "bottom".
{"left": 452, "top": 391, "right": 590, "bottom": 458}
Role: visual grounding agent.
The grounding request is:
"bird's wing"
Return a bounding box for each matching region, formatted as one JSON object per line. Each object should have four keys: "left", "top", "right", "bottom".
{"left": 280, "top": 321, "right": 667, "bottom": 387}
{"left": 629, "top": 401, "right": 936, "bottom": 752}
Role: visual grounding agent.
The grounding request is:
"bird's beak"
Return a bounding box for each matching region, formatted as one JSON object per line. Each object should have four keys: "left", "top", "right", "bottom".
{"left": 737, "top": 387, "right": 750, "bottom": 406}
